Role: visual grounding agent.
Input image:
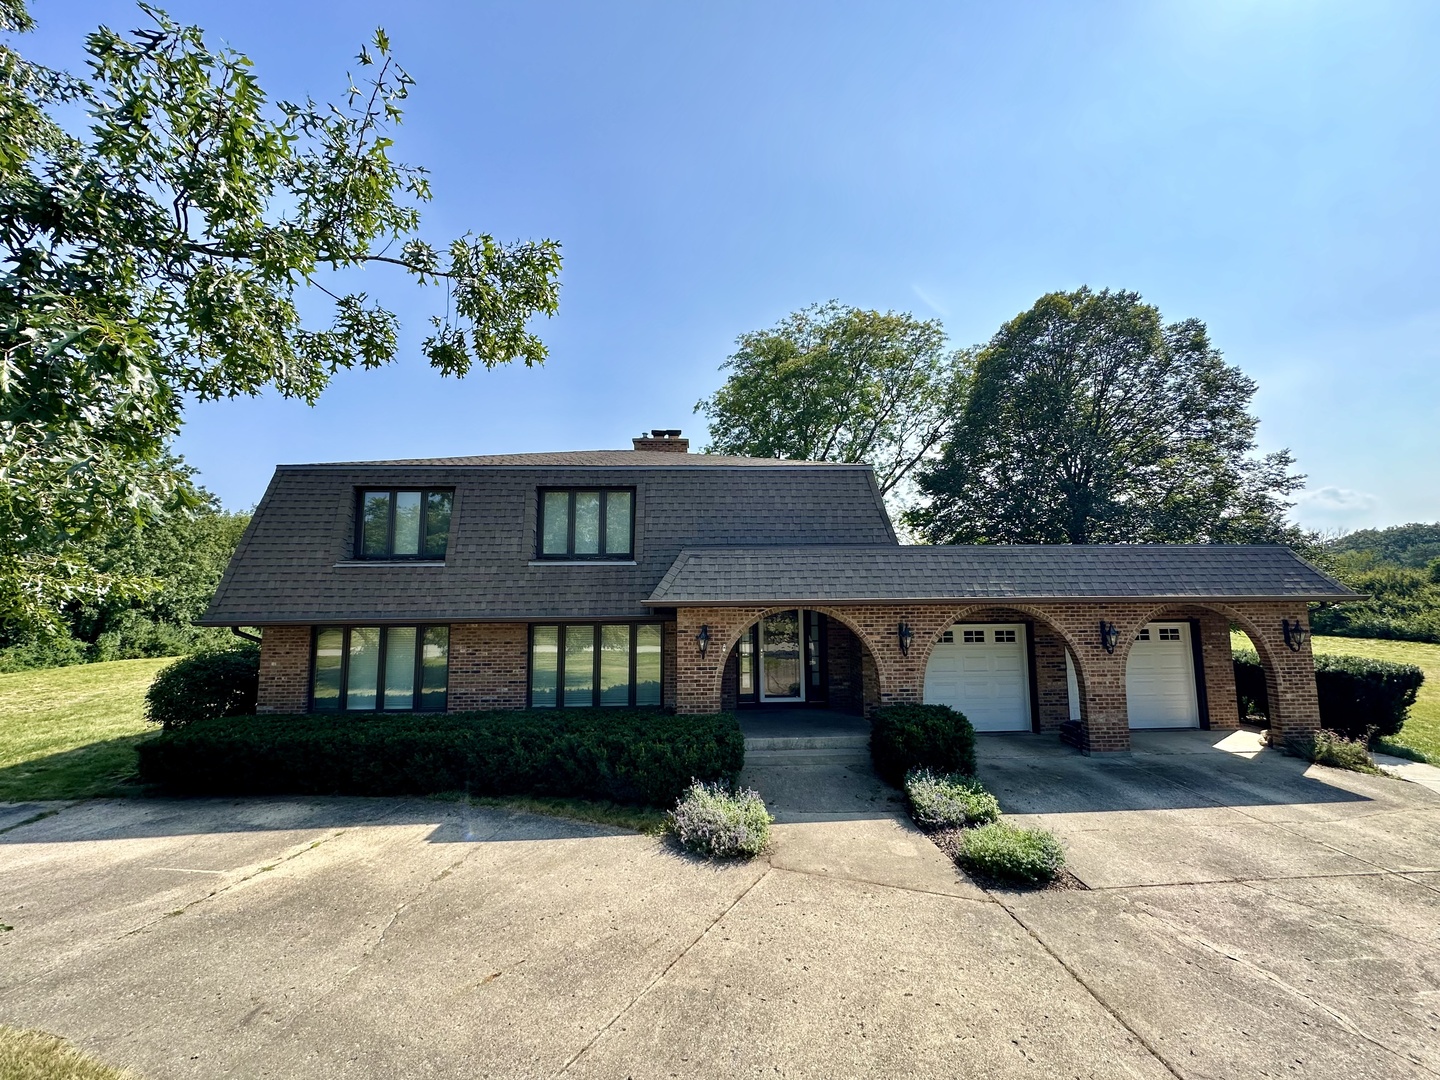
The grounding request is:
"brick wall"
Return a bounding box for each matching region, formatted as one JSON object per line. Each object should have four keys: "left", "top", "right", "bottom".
{"left": 1030, "top": 624, "right": 1071, "bottom": 733}
{"left": 825, "top": 619, "right": 865, "bottom": 714}
{"left": 257, "top": 626, "right": 311, "bottom": 713}
{"left": 662, "top": 620, "right": 677, "bottom": 710}
{"left": 448, "top": 623, "right": 528, "bottom": 710}
{"left": 672, "top": 600, "right": 1320, "bottom": 753}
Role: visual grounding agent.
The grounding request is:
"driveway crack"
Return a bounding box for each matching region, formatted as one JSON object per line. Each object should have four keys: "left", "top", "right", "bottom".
{"left": 552, "top": 864, "right": 773, "bottom": 1077}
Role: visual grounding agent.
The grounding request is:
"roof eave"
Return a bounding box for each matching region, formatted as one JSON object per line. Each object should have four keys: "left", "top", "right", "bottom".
{"left": 641, "top": 593, "right": 1361, "bottom": 607}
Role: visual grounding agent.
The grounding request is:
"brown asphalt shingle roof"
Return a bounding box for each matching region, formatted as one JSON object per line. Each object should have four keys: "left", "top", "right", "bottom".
{"left": 201, "top": 455, "right": 896, "bottom": 625}
{"left": 644, "top": 544, "right": 1359, "bottom": 605}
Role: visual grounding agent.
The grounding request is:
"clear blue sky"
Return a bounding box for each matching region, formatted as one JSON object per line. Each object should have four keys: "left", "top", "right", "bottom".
{"left": 25, "top": 1, "right": 1440, "bottom": 531}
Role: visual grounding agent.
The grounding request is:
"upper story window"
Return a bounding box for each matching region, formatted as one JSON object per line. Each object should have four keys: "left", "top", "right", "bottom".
{"left": 537, "top": 488, "right": 633, "bottom": 560}
{"left": 357, "top": 489, "right": 453, "bottom": 559}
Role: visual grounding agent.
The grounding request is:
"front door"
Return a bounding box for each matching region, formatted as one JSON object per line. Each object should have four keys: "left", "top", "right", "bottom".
{"left": 759, "top": 610, "right": 805, "bottom": 702}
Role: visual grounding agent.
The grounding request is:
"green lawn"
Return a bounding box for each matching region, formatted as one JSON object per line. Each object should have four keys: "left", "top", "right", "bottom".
{"left": 0, "top": 657, "right": 174, "bottom": 802}
{"left": 1231, "top": 631, "right": 1440, "bottom": 762}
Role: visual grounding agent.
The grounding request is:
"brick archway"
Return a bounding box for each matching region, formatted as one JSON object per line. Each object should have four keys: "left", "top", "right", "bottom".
{"left": 707, "top": 605, "right": 890, "bottom": 708}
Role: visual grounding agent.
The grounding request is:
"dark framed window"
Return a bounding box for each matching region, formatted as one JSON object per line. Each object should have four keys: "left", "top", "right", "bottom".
{"left": 536, "top": 488, "right": 634, "bottom": 559}
{"left": 529, "top": 622, "right": 662, "bottom": 707}
{"left": 311, "top": 625, "right": 449, "bottom": 712}
{"left": 356, "top": 489, "right": 453, "bottom": 559}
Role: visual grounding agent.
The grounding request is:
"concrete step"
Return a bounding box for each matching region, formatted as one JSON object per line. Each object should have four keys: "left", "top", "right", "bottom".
{"left": 744, "top": 749, "right": 873, "bottom": 768}
{"left": 743, "top": 743, "right": 864, "bottom": 754}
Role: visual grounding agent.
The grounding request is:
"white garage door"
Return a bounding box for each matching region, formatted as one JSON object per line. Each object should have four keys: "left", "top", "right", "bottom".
{"left": 1126, "top": 622, "right": 1200, "bottom": 729}
{"left": 924, "top": 623, "right": 1032, "bottom": 732}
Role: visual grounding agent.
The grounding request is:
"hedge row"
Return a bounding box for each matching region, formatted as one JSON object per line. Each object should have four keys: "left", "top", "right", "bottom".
{"left": 1234, "top": 649, "right": 1423, "bottom": 742}
{"left": 870, "top": 704, "right": 977, "bottom": 784}
{"left": 136, "top": 709, "right": 744, "bottom": 806}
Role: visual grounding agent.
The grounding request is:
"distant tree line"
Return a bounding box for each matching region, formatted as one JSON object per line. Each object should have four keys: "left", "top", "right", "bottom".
{"left": 0, "top": 491, "right": 250, "bottom": 671}
{"left": 1312, "top": 525, "right": 1440, "bottom": 644}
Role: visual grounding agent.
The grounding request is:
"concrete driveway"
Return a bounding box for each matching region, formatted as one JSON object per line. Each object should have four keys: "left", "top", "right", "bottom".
{"left": 1, "top": 731, "right": 1437, "bottom": 1079}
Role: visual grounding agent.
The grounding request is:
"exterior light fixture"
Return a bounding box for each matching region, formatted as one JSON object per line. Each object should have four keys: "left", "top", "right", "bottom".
{"left": 1281, "top": 618, "right": 1308, "bottom": 652}
{"left": 696, "top": 624, "right": 711, "bottom": 658}
{"left": 897, "top": 621, "right": 914, "bottom": 656}
{"left": 1099, "top": 620, "right": 1121, "bottom": 654}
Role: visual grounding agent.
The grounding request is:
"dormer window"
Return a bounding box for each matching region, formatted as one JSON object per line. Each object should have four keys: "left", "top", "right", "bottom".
{"left": 538, "top": 488, "right": 633, "bottom": 560}
{"left": 357, "top": 489, "right": 453, "bottom": 559}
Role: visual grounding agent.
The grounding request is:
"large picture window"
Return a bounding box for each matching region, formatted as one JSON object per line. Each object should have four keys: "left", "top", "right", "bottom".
{"left": 312, "top": 626, "right": 449, "bottom": 711}
{"left": 537, "top": 489, "right": 634, "bottom": 559}
{"left": 356, "top": 489, "right": 453, "bottom": 559}
{"left": 529, "top": 623, "right": 661, "bottom": 707}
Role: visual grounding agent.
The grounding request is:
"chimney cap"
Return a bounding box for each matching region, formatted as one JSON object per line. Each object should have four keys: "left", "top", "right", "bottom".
{"left": 649, "top": 429, "right": 683, "bottom": 438}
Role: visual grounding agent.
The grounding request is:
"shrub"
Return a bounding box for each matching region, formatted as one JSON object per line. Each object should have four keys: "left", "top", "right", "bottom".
{"left": 1233, "top": 648, "right": 1423, "bottom": 742}
{"left": 137, "top": 709, "right": 743, "bottom": 806}
{"left": 904, "top": 768, "right": 1000, "bottom": 830}
{"left": 669, "top": 780, "right": 772, "bottom": 858}
{"left": 870, "top": 704, "right": 976, "bottom": 785}
{"left": 144, "top": 642, "right": 261, "bottom": 730}
{"left": 1284, "top": 729, "right": 1380, "bottom": 774}
{"left": 955, "top": 821, "right": 1065, "bottom": 885}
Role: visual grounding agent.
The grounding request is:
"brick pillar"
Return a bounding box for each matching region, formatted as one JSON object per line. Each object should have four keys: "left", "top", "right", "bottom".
{"left": 257, "top": 626, "right": 311, "bottom": 714}
{"left": 1194, "top": 611, "right": 1240, "bottom": 730}
{"left": 675, "top": 607, "right": 762, "bottom": 714}
{"left": 1238, "top": 605, "right": 1321, "bottom": 743}
{"left": 1031, "top": 624, "right": 1070, "bottom": 732}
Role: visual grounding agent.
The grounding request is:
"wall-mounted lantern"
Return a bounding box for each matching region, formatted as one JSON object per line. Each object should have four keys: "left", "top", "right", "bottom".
{"left": 1281, "top": 617, "right": 1308, "bottom": 652}
{"left": 897, "top": 621, "right": 914, "bottom": 657}
{"left": 1099, "top": 620, "right": 1121, "bottom": 654}
{"left": 695, "top": 624, "right": 711, "bottom": 658}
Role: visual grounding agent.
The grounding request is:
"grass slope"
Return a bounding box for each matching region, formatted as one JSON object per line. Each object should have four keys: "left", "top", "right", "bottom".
{"left": 1232, "top": 631, "right": 1440, "bottom": 762}
{"left": 0, "top": 657, "right": 172, "bottom": 802}
{"left": 0, "top": 1026, "right": 139, "bottom": 1079}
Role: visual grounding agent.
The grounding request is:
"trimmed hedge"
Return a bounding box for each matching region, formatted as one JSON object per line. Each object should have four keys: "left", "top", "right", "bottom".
{"left": 144, "top": 642, "right": 260, "bottom": 730}
{"left": 137, "top": 709, "right": 743, "bottom": 806}
{"left": 870, "top": 704, "right": 976, "bottom": 785}
{"left": 1234, "top": 648, "right": 1424, "bottom": 742}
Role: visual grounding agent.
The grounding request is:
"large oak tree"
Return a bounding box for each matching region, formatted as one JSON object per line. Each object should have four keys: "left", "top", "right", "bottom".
{"left": 0, "top": 2, "right": 561, "bottom": 632}
{"left": 907, "top": 288, "right": 1305, "bottom": 546}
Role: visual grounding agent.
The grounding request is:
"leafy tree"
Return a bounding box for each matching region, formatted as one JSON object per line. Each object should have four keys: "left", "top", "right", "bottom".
{"left": 0, "top": 489, "right": 253, "bottom": 668}
{"left": 0, "top": 2, "right": 561, "bottom": 634}
{"left": 695, "top": 302, "right": 969, "bottom": 501}
{"left": 908, "top": 288, "right": 1305, "bottom": 546}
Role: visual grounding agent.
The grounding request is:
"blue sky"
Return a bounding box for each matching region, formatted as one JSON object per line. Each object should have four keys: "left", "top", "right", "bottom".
{"left": 25, "top": 1, "right": 1440, "bottom": 530}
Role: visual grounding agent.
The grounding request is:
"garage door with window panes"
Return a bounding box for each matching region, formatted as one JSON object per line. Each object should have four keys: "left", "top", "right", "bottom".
{"left": 923, "top": 623, "right": 1032, "bottom": 732}
{"left": 1125, "top": 622, "right": 1200, "bottom": 729}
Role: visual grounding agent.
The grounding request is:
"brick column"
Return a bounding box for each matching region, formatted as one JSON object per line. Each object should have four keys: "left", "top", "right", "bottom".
{"left": 257, "top": 625, "right": 311, "bottom": 714}
{"left": 1194, "top": 611, "right": 1240, "bottom": 730}
{"left": 1233, "top": 604, "right": 1321, "bottom": 743}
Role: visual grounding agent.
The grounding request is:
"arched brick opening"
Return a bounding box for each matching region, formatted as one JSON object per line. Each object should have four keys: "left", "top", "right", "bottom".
{"left": 910, "top": 603, "right": 1094, "bottom": 734}
{"left": 710, "top": 605, "right": 888, "bottom": 713}
{"left": 1124, "top": 601, "right": 1288, "bottom": 733}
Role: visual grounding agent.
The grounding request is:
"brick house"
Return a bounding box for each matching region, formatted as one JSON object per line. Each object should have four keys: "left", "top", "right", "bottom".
{"left": 202, "top": 430, "right": 1356, "bottom": 754}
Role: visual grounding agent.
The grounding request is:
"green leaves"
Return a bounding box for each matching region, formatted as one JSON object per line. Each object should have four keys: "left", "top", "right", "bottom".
{"left": 908, "top": 287, "right": 1305, "bottom": 547}
{"left": 0, "top": 2, "right": 561, "bottom": 632}
{"left": 695, "top": 301, "right": 969, "bottom": 501}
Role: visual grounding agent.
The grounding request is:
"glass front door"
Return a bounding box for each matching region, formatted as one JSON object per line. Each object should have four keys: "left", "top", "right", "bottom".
{"left": 759, "top": 610, "right": 805, "bottom": 701}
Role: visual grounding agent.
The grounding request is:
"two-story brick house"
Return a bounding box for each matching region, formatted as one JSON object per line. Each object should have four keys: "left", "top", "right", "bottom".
{"left": 202, "top": 430, "right": 1356, "bottom": 754}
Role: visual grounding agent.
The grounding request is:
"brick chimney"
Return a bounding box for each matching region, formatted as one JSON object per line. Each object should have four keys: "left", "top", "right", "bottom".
{"left": 632, "top": 429, "right": 690, "bottom": 453}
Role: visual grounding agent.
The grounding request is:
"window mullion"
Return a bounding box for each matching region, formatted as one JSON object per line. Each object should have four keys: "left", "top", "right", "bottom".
{"left": 556, "top": 623, "right": 567, "bottom": 707}
{"left": 340, "top": 627, "right": 351, "bottom": 711}
{"left": 598, "top": 493, "right": 608, "bottom": 557}
{"left": 413, "top": 625, "right": 424, "bottom": 711}
{"left": 629, "top": 623, "right": 637, "bottom": 707}
{"left": 386, "top": 491, "right": 397, "bottom": 558}
{"left": 593, "top": 623, "right": 602, "bottom": 707}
